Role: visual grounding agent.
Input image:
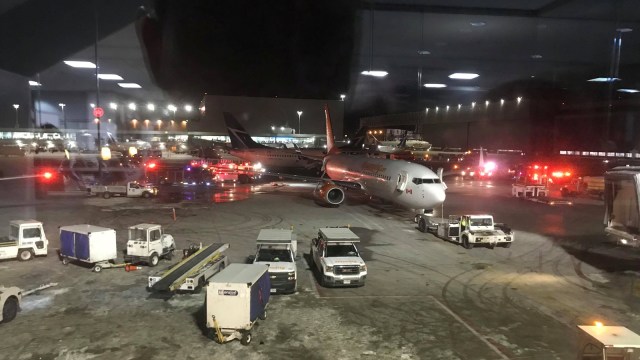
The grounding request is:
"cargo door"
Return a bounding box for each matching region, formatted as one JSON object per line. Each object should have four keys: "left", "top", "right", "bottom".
{"left": 75, "top": 233, "right": 91, "bottom": 261}
{"left": 60, "top": 230, "right": 76, "bottom": 258}
{"left": 249, "top": 271, "right": 271, "bottom": 322}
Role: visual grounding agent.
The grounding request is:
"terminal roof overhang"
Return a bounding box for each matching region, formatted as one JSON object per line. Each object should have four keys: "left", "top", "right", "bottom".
{"left": 1, "top": 0, "right": 640, "bottom": 116}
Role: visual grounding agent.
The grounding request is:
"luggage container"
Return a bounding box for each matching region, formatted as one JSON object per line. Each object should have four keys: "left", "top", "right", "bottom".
{"left": 59, "top": 225, "right": 117, "bottom": 272}
{"left": 205, "top": 263, "right": 270, "bottom": 345}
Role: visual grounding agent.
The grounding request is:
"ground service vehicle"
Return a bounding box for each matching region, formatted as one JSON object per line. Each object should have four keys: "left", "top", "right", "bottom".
{"left": 89, "top": 181, "right": 156, "bottom": 199}
{"left": 577, "top": 324, "right": 640, "bottom": 360}
{"left": 205, "top": 264, "right": 270, "bottom": 345}
{"left": 59, "top": 225, "right": 118, "bottom": 272}
{"left": 604, "top": 167, "right": 640, "bottom": 247}
{"left": 0, "top": 220, "right": 48, "bottom": 261}
{"left": 148, "top": 243, "right": 230, "bottom": 293}
{"left": 124, "top": 224, "right": 176, "bottom": 266}
{"left": 0, "top": 286, "right": 21, "bottom": 324}
{"left": 310, "top": 227, "right": 367, "bottom": 287}
{"left": 416, "top": 214, "right": 513, "bottom": 249}
{"left": 252, "top": 229, "right": 297, "bottom": 294}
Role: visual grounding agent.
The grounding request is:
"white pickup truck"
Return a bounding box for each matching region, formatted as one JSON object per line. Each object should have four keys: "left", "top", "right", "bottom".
{"left": 252, "top": 229, "right": 297, "bottom": 294}
{"left": 89, "top": 182, "right": 157, "bottom": 199}
{"left": 0, "top": 220, "right": 48, "bottom": 261}
{"left": 416, "top": 214, "right": 513, "bottom": 249}
{"left": 310, "top": 227, "right": 367, "bottom": 287}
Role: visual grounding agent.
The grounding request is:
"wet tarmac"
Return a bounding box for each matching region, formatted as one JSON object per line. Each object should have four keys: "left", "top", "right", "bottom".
{"left": 0, "top": 175, "right": 639, "bottom": 360}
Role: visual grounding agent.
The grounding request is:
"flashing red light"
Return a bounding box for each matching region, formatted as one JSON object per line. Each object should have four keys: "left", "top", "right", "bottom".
{"left": 147, "top": 162, "right": 156, "bottom": 169}
{"left": 43, "top": 171, "right": 53, "bottom": 180}
{"left": 532, "top": 173, "right": 539, "bottom": 181}
{"left": 565, "top": 172, "right": 571, "bottom": 176}
{"left": 552, "top": 171, "right": 564, "bottom": 178}
{"left": 533, "top": 165, "right": 539, "bottom": 169}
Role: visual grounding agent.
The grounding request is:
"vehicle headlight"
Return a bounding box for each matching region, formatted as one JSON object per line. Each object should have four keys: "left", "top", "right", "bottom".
{"left": 359, "top": 264, "right": 367, "bottom": 272}
{"left": 324, "top": 265, "right": 333, "bottom": 273}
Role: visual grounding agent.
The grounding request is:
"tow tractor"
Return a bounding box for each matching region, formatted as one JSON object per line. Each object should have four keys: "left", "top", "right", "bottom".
{"left": 0, "top": 220, "right": 48, "bottom": 261}
{"left": 415, "top": 214, "right": 513, "bottom": 249}
{"left": 124, "top": 223, "right": 176, "bottom": 266}
{"left": 1, "top": 283, "right": 57, "bottom": 324}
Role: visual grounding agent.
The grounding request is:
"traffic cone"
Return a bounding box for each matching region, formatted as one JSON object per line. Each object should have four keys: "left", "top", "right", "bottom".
{"left": 125, "top": 264, "right": 142, "bottom": 272}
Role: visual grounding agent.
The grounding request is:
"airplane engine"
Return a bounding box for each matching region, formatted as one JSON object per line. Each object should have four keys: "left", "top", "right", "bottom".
{"left": 314, "top": 181, "right": 345, "bottom": 206}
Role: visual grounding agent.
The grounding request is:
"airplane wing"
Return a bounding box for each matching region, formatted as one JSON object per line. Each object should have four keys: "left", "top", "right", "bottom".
{"left": 263, "top": 172, "right": 364, "bottom": 191}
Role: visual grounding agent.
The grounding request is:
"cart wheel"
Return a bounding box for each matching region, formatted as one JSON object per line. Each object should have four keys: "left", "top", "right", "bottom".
{"left": 418, "top": 218, "right": 427, "bottom": 233}
{"left": 62, "top": 257, "right": 69, "bottom": 265}
{"left": 18, "top": 249, "right": 33, "bottom": 261}
{"left": 2, "top": 296, "right": 18, "bottom": 323}
{"left": 149, "top": 253, "right": 159, "bottom": 267}
{"left": 93, "top": 264, "right": 102, "bottom": 273}
{"left": 240, "top": 332, "right": 252, "bottom": 345}
{"left": 103, "top": 192, "right": 111, "bottom": 199}
{"left": 142, "top": 191, "right": 151, "bottom": 198}
{"left": 259, "top": 310, "right": 267, "bottom": 320}
{"left": 462, "top": 236, "right": 473, "bottom": 250}
{"left": 502, "top": 242, "right": 512, "bottom": 248}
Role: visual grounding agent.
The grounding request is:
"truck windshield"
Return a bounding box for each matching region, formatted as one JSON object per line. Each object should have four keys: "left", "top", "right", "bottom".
{"left": 326, "top": 244, "right": 359, "bottom": 257}
{"left": 129, "top": 228, "right": 146, "bottom": 241}
{"left": 256, "top": 249, "right": 292, "bottom": 262}
{"left": 470, "top": 218, "right": 493, "bottom": 227}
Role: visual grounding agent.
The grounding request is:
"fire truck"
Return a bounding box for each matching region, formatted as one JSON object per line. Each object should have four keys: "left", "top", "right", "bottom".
{"left": 511, "top": 162, "right": 575, "bottom": 198}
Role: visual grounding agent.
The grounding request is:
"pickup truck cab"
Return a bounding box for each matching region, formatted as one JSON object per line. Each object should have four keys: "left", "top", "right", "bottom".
{"left": 0, "top": 220, "right": 48, "bottom": 261}
{"left": 252, "top": 229, "right": 297, "bottom": 294}
{"left": 310, "top": 227, "right": 367, "bottom": 287}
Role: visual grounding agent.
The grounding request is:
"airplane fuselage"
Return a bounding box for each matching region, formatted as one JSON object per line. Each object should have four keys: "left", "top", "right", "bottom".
{"left": 230, "top": 148, "right": 321, "bottom": 170}
{"left": 324, "top": 154, "right": 446, "bottom": 210}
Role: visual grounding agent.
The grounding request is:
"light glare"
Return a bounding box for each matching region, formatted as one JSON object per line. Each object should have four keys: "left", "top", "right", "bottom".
{"left": 449, "top": 73, "right": 479, "bottom": 80}
{"left": 424, "top": 83, "right": 447, "bottom": 88}
{"left": 361, "top": 70, "right": 388, "bottom": 77}
{"left": 64, "top": 60, "right": 96, "bottom": 68}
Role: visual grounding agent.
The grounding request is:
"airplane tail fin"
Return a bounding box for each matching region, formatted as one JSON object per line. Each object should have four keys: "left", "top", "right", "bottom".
{"left": 324, "top": 104, "right": 339, "bottom": 155}
{"left": 398, "top": 132, "right": 408, "bottom": 148}
{"left": 478, "top": 146, "right": 485, "bottom": 168}
{"left": 341, "top": 127, "right": 367, "bottom": 150}
{"left": 223, "top": 112, "right": 266, "bottom": 149}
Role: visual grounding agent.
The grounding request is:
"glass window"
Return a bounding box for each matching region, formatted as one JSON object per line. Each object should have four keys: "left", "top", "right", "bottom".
{"left": 326, "top": 244, "right": 359, "bottom": 257}
{"left": 23, "top": 227, "right": 41, "bottom": 238}
{"left": 10, "top": 225, "right": 19, "bottom": 238}
{"left": 150, "top": 229, "right": 161, "bottom": 241}
{"left": 412, "top": 178, "right": 422, "bottom": 185}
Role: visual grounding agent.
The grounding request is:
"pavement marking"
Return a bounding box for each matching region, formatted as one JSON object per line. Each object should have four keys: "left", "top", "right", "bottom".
{"left": 430, "top": 296, "right": 511, "bottom": 360}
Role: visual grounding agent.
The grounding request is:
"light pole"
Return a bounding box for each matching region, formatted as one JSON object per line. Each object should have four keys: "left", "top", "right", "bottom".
{"left": 58, "top": 103, "right": 66, "bottom": 130}
{"left": 12, "top": 104, "right": 19, "bottom": 128}
{"left": 297, "top": 110, "right": 303, "bottom": 134}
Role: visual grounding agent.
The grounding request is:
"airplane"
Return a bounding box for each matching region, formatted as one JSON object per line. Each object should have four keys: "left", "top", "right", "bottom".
{"left": 301, "top": 105, "right": 447, "bottom": 214}
{"left": 223, "top": 112, "right": 326, "bottom": 172}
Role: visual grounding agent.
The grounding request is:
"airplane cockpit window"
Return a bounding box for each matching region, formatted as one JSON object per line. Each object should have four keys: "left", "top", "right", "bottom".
{"left": 412, "top": 178, "right": 442, "bottom": 185}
